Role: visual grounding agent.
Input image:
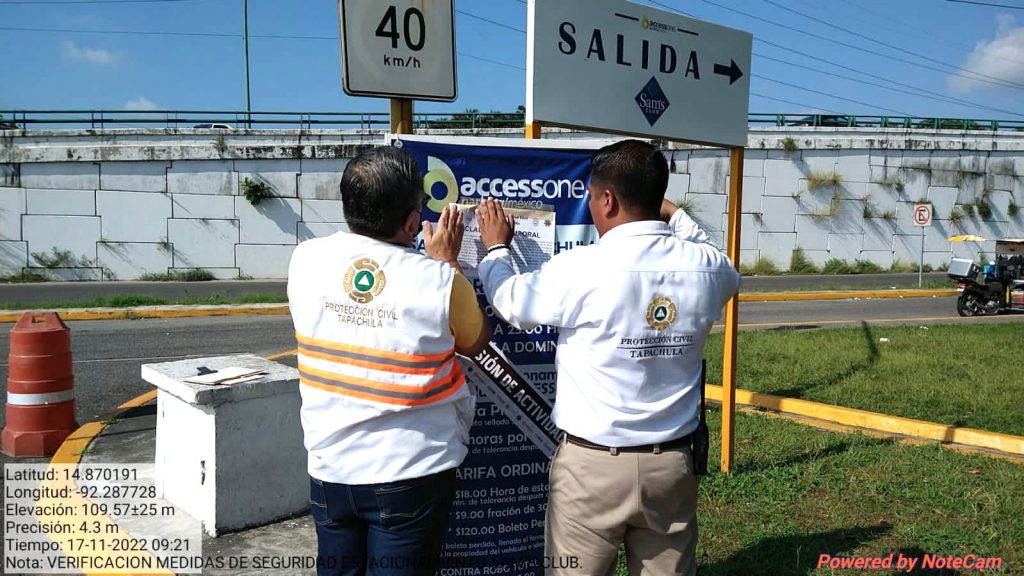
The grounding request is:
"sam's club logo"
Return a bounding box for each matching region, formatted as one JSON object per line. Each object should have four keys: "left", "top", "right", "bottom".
{"left": 635, "top": 77, "right": 670, "bottom": 127}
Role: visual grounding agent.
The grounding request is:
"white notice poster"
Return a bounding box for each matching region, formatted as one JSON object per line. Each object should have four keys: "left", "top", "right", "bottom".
{"left": 456, "top": 204, "right": 556, "bottom": 274}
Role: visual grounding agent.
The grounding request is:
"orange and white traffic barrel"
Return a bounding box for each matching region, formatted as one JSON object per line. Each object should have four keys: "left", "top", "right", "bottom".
{"left": 2, "top": 312, "right": 78, "bottom": 457}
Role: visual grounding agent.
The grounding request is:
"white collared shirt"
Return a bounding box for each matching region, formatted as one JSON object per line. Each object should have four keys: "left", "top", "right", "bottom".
{"left": 479, "top": 210, "right": 739, "bottom": 447}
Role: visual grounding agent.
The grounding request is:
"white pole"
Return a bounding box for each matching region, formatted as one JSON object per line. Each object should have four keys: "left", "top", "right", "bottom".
{"left": 919, "top": 232, "right": 924, "bottom": 288}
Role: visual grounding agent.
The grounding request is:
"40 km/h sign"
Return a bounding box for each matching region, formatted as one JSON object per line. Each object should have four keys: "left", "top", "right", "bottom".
{"left": 913, "top": 203, "right": 933, "bottom": 227}
{"left": 338, "top": 0, "right": 457, "bottom": 101}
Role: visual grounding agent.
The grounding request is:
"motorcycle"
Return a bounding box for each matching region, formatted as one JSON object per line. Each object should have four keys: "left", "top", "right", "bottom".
{"left": 947, "top": 239, "right": 1024, "bottom": 317}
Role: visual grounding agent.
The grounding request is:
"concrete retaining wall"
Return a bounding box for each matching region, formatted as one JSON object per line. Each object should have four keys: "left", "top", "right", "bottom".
{"left": 1, "top": 128, "right": 1023, "bottom": 279}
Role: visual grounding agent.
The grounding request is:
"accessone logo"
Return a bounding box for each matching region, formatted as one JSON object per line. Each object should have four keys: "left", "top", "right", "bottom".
{"left": 423, "top": 156, "right": 460, "bottom": 213}
{"left": 425, "top": 156, "right": 587, "bottom": 202}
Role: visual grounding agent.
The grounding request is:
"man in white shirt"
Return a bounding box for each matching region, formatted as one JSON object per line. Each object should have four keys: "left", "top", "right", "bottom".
{"left": 288, "top": 147, "right": 490, "bottom": 576}
{"left": 476, "top": 140, "right": 739, "bottom": 576}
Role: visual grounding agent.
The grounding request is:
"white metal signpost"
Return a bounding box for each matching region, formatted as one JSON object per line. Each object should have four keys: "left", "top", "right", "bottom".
{"left": 338, "top": 0, "right": 457, "bottom": 101}
{"left": 913, "top": 203, "right": 933, "bottom": 287}
{"left": 527, "top": 0, "right": 752, "bottom": 147}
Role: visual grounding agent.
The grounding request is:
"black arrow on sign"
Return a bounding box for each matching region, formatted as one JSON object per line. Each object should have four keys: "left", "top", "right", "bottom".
{"left": 713, "top": 59, "right": 743, "bottom": 85}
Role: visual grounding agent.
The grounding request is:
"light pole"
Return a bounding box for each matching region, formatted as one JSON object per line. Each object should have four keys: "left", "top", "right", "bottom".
{"left": 244, "top": 0, "right": 252, "bottom": 129}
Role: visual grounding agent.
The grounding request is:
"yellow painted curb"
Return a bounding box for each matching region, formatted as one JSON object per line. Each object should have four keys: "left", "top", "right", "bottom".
{"left": 707, "top": 384, "right": 1024, "bottom": 458}
{"left": 739, "top": 289, "right": 957, "bottom": 302}
{"left": 0, "top": 304, "right": 290, "bottom": 323}
{"left": 39, "top": 389, "right": 168, "bottom": 576}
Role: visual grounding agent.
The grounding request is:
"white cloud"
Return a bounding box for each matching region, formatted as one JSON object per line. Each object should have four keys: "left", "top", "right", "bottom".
{"left": 122, "top": 97, "right": 159, "bottom": 111}
{"left": 62, "top": 41, "right": 119, "bottom": 65}
{"left": 948, "top": 15, "right": 1024, "bottom": 95}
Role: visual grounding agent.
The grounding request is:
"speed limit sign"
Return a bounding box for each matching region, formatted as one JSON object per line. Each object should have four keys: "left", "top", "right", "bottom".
{"left": 913, "top": 203, "right": 933, "bottom": 227}
{"left": 339, "top": 0, "right": 457, "bottom": 101}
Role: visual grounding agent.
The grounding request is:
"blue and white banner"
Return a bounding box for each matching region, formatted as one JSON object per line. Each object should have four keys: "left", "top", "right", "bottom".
{"left": 393, "top": 135, "right": 610, "bottom": 576}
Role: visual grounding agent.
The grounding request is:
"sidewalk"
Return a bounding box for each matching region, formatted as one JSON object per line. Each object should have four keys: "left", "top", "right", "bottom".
{"left": 82, "top": 403, "right": 318, "bottom": 576}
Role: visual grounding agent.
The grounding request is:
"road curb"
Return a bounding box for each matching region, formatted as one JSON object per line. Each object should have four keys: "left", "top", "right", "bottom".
{"left": 738, "top": 289, "right": 957, "bottom": 302}
{"left": 0, "top": 290, "right": 958, "bottom": 323}
{"left": 0, "top": 304, "right": 290, "bottom": 323}
{"left": 707, "top": 384, "right": 1024, "bottom": 460}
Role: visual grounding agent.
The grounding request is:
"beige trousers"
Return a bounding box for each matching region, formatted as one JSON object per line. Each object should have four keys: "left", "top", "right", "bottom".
{"left": 544, "top": 439, "right": 698, "bottom": 576}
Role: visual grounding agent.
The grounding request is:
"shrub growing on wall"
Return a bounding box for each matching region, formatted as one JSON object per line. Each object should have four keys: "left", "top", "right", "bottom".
{"left": 242, "top": 178, "right": 274, "bottom": 206}
{"left": 789, "top": 248, "right": 819, "bottom": 274}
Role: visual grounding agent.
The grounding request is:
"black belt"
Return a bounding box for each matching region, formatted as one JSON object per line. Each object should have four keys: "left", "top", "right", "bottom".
{"left": 564, "top": 432, "right": 692, "bottom": 454}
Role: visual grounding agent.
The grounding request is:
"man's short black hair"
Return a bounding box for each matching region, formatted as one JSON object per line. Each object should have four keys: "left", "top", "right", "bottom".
{"left": 590, "top": 140, "right": 668, "bottom": 216}
{"left": 341, "top": 146, "right": 423, "bottom": 238}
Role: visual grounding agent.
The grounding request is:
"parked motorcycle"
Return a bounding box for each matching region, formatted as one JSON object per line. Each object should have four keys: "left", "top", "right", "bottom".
{"left": 947, "top": 239, "right": 1024, "bottom": 317}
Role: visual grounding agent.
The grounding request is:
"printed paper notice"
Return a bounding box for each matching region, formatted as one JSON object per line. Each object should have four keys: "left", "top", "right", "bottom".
{"left": 456, "top": 204, "right": 555, "bottom": 274}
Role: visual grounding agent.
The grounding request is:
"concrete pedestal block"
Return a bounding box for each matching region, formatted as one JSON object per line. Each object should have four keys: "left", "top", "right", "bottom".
{"left": 141, "top": 354, "right": 305, "bottom": 537}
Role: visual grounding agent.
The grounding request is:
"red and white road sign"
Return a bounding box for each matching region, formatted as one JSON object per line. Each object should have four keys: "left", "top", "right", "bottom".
{"left": 913, "top": 203, "right": 933, "bottom": 227}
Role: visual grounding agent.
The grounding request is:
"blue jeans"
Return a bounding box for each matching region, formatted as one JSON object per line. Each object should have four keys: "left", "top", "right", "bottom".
{"left": 309, "top": 469, "right": 457, "bottom": 576}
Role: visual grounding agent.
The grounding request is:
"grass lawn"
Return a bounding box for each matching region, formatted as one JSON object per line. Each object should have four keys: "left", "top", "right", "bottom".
{"left": 0, "top": 294, "right": 288, "bottom": 310}
{"left": 704, "top": 323, "right": 1024, "bottom": 437}
{"left": 691, "top": 409, "right": 1022, "bottom": 575}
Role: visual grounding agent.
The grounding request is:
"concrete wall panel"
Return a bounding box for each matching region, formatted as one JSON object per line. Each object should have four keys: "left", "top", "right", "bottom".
{"left": 831, "top": 200, "right": 865, "bottom": 235}
{"left": 168, "top": 161, "right": 238, "bottom": 195}
{"left": 297, "top": 158, "right": 347, "bottom": 200}
{"left": 235, "top": 197, "right": 301, "bottom": 245}
{"left": 298, "top": 222, "right": 348, "bottom": 241}
{"left": 761, "top": 196, "right": 798, "bottom": 233}
{"left": 168, "top": 219, "right": 238, "bottom": 268}
{"left": 0, "top": 187, "right": 26, "bottom": 240}
{"left": 860, "top": 250, "right": 894, "bottom": 269}
{"left": 686, "top": 152, "right": 729, "bottom": 194}
{"left": 795, "top": 215, "right": 831, "bottom": 248}
{"left": 0, "top": 240, "right": 28, "bottom": 275}
{"left": 1, "top": 164, "right": 19, "bottom": 187}
{"left": 22, "top": 215, "right": 100, "bottom": 263}
{"left": 763, "top": 159, "right": 805, "bottom": 195}
{"left": 869, "top": 149, "right": 903, "bottom": 168}
{"left": 742, "top": 177, "right": 766, "bottom": 203}
{"left": 98, "top": 242, "right": 173, "bottom": 280}
{"left": 863, "top": 219, "right": 897, "bottom": 252}
{"left": 758, "top": 232, "right": 797, "bottom": 266}
{"left": 100, "top": 161, "right": 169, "bottom": 192}
{"left": 20, "top": 162, "right": 98, "bottom": 190}
{"left": 301, "top": 199, "right": 344, "bottom": 224}
{"left": 97, "top": 190, "right": 172, "bottom": 242}
{"left": 236, "top": 245, "right": 295, "bottom": 279}
{"left": 835, "top": 151, "right": 871, "bottom": 183}
{"left": 827, "top": 233, "right": 864, "bottom": 261}
{"left": 26, "top": 188, "right": 95, "bottom": 216}
{"left": 743, "top": 150, "right": 766, "bottom": 178}
{"left": 236, "top": 159, "right": 300, "bottom": 198}
{"left": 740, "top": 214, "right": 761, "bottom": 251}
{"left": 172, "top": 193, "right": 235, "bottom": 220}
{"left": 665, "top": 173, "right": 690, "bottom": 204}
{"left": 864, "top": 183, "right": 898, "bottom": 215}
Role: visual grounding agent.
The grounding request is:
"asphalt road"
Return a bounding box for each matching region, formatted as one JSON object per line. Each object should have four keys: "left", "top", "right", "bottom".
{"left": 0, "top": 273, "right": 953, "bottom": 306}
{"left": 2, "top": 296, "right": 1021, "bottom": 469}
{"left": 3, "top": 294, "right": 1020, "bottom": 427}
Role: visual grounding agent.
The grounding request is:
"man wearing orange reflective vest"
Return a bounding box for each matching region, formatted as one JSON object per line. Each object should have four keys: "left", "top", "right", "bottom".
{"left": 287, "top": 146, "right": 491, "bottom": 576}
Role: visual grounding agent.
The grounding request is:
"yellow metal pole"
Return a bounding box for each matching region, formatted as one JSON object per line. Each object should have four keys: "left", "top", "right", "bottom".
{"left": 525, "top": 122, "right": 542, "bottom": 139}
{"left": 721, "top": 146, "right": 744, "bottom": 474}
{"left": 390, "top": 98, "right": 414, "bottom": 134}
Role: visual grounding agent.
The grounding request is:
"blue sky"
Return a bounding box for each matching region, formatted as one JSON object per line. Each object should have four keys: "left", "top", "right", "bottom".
{"left": 1, "top": 0, "right": 1022, "bottom": 121}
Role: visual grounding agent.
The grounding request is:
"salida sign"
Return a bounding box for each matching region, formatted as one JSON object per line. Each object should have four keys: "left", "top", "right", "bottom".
{"left": 528, "top": 0, "right": 752, "bottom": 147}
